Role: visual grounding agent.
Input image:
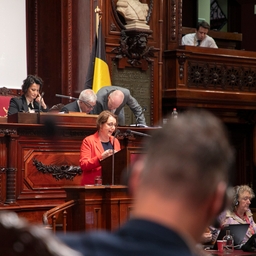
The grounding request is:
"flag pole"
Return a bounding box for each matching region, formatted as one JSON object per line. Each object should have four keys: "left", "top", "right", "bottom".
{"left": 95, "top": 6, "right": 102, "bottom": 38}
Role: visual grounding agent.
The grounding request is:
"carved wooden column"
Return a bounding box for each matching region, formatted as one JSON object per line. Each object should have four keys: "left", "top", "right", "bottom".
{"left": 0, "top": 130, "right": 7, "bottom": 205}
{"left": 3, "top": 128, "right": 18, "bottom": 204}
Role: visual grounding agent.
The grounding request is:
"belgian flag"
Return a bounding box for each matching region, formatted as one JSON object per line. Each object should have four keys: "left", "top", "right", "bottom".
{"left": 85, "top": 20, "right": 111, "bottom": 93}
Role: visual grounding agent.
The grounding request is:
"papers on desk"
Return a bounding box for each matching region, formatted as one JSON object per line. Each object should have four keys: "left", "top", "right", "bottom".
{"left": 130, "top": 124, "right": 148, "bottom": 127}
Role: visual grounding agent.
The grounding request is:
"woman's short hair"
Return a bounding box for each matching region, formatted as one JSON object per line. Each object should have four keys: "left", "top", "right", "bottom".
{"left": 96, "top": 110, "right": 118, "bottom": 130}
{"left": 232, "top": 185, "right": 255, "bottom": 210}
{"left": 22, "top": 75, "right": 44, "bottom": 94}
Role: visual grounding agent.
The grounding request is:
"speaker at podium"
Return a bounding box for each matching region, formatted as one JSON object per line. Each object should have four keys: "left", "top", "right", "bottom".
{"left": 100, "top": 147, "right": 144, "bottom": 185}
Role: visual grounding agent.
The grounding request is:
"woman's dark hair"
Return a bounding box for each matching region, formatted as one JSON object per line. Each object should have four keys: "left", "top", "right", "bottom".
{"left": 22, "top": 75, "right": 44, "bottom": 94}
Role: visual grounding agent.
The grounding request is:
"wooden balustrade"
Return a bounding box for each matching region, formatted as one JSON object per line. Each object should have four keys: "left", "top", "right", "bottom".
{"left": 42, "top": 199, "right": 76, "bottom": 233}
{"left": 163, "top": 46, "right": 256, "bottom": 116}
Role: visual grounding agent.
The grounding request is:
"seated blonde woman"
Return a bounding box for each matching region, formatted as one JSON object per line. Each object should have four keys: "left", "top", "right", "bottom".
{"left": 221, "top": 185, "right": 256, "bottom": 244}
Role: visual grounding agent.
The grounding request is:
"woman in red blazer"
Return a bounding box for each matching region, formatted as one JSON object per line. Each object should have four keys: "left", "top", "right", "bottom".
{"left": 79, "top": 110, "right": 121, "bottom": 185}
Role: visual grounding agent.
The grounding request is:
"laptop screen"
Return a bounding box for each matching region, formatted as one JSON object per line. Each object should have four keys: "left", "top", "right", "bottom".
{"left": 213, "top": 224, "right": 249, "bottom": 249}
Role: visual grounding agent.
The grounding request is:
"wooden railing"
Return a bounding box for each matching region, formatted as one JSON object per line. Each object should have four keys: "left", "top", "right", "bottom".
{"left": 163, "top": 46, "right": 256, "bottom": 116}
{"left": 42, "top": 199, "right": 76, "bottom": 233}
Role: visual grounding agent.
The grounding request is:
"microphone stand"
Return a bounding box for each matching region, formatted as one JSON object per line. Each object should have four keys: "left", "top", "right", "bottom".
{"left": 37, "top": 92, "right": 44, "bottom": 124}
{"left": 55, "top": 94, "right": 91, "bottom": 106}
{"left": 112, "top": 129, "right": 120, "bottom": 185}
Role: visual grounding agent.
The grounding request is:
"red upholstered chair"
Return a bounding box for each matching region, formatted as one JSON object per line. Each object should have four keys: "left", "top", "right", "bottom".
{"left": 0, "top": 87, "right": 21, "bottom": 117}
{"left": 0, "top": 96, "right": 12, "bottom": 117}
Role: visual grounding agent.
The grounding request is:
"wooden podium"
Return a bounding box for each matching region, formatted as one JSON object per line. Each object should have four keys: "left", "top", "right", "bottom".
{"left": 101, "top": 147, "right": 144, "bottom": 185}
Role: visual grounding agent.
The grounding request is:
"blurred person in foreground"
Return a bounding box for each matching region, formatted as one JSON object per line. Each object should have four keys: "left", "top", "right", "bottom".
{"left": 221, "top": 185, "right": 256, "bottom": 244}
{"left": 61, "top": 89, "right": 97, "bottom": 114}
{"left": 8, "top": 75, "right": 48, "bottom": 116}
{"left": 58, "top": 109, "right": 235, "bottom": 255}
{"left": 79, "top": 110, "right": 121, "bottom": 185}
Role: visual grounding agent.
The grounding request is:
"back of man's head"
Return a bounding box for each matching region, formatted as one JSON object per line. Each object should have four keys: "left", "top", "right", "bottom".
{"left": 138, "top": 109, "right": 234, "bottom": 206}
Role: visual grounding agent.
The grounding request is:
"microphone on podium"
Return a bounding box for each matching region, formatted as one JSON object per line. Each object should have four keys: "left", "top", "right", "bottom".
{"left": 55, "top": 94, "right": 77, "bottom": 101}
{"left": 112, "top": 129, "right": 120, "bottom": 185}
{"left": 55, "top": 94, "right": 93, "bottom": 107}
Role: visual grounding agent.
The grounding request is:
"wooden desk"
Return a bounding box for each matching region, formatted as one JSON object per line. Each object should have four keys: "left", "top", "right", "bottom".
{"left": 63, "top": 185, "right": 133, "bottom": 231}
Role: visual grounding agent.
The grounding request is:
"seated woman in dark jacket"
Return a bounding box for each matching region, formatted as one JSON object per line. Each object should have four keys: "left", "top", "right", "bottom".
{"left": 8, "top": 75, "right": 48, "bottom": 116}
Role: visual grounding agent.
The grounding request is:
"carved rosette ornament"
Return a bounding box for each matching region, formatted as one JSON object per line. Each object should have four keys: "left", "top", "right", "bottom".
{"left": 33, "top": 158, "right": 82, "bottom": 181}
{"left": 0, "top": 129, "right": 17, "bottom": 136}
{"left": 112, "top": 0, "right": 155, "bottom": 68}
{"left": 112, "top": 30, "right": 155, "bottom": 68}
{"left": 178, "top": 53, "right": 187, "bottom": 79}
{"left": 187, "top": 61, "right": 256, "bottom": 92}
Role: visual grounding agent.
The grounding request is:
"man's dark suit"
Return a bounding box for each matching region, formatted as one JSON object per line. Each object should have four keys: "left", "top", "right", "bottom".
{"left": 60, "top": 101, "right": 80, "bottom": 113}
{"left": 91, "top": 86, "right": 146, "bottom": 126}
{"left": 58, "top": 219, "right": 196, "bottom": 256}
{"left": 8, "top": 95, "right": 48, "bottom": 116}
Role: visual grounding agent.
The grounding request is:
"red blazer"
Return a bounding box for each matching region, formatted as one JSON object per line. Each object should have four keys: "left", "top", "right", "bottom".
{"left": 79, "top": 131, "right": 121, "bottom": 185}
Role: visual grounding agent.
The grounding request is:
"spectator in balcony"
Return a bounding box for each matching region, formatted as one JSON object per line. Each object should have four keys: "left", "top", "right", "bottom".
{"left": 8, "top": 75, "right": 48, "bottom": 116}
{"left": 182, "top": 21, "right": 218, "bottom": 48}
{"left": 60, "top": 89, "right": 97, "bottom": 114}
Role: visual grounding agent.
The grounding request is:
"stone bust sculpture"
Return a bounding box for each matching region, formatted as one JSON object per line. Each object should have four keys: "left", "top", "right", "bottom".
{"left": 116, "top": 0, "right": 150, "bottom": 30}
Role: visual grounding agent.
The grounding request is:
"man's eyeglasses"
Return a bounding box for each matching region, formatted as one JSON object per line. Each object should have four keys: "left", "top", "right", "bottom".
{"left": 80, "top": 99, "right": 94, "bottom": 109}
{"left": 106, "top": 123, "right": 117, "bottom": 128}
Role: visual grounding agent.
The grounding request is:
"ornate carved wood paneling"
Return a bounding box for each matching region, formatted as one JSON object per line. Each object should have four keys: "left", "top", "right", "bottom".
{"left": 165, "top": 0, "right": 182, "bottom": 48}
{"left": 163, "top": 46, "right": 256, "bottom": 111}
